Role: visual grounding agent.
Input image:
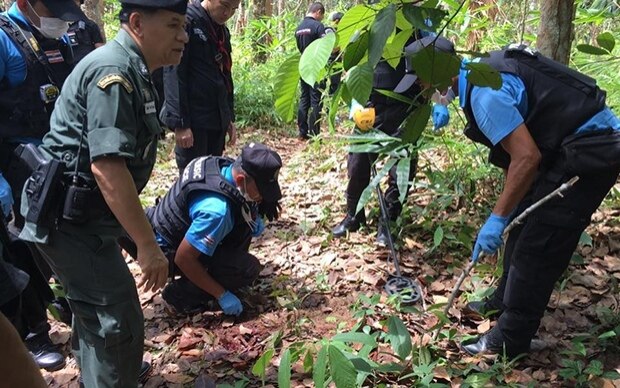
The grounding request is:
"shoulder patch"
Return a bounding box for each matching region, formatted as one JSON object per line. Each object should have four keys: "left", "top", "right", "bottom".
{"left": 96, "top": 74, "right": 134, "bottom": 93}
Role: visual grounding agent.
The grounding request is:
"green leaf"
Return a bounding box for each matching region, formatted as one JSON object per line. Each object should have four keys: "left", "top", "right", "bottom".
{"left": 579, "top": 231, "right": 593, "bottom": 247}
{"left": 343, "top": 30, "right": 369, "bottom": 71}
{"left": 303, "top": 348, "right": 315, "bottom": 374}
{"left": 313, "top": 345, "right": 328, "bottom": 388}
{"left": 584, "top": 360, "right": 604, "bottom": 376}
{"left": 356, "top": 158, "right": 398, "bottom": 215}
{"left": 402, "top": 4, "right": 447, "bottom": 32}
{"left": 596, "top": 32, "right": 615, "bottom": 52}
{"left": 346, "top": 62, "right": 374, "bottom": 104}
{"left": 465, "top": 62, "right": 502, "bottom": 90}
{"left": 278, "top": 349, "right": 291, "bottom": 388}
{"left": 368, "top": 4, "right": 396, "bottom": 66}
{"left": 603, "top": 371, "right": 620, "bottom": 379}
{"left": 433, "top": 226, "right": 444, "bottom": 247}
{"left": 396, "top": 156, "right": 412, "bottom": 203}
{"left": 251, "top": 348, "right": 274, "bottom": 380}
{"left": 573, "top": 341, "right": 587, "bottom": 356}
{"left": 338, "top": 5, "right": 376, "bottom": 50}
{"left": 375, "top": 89, "right": 414, "bottom": 105}
{"left": 410, "top": 47, "right": 461, "bottom": 90}
{"left": 332, "top": 332, "right": 378, "bottom": 348}
{"left": 274, "top": 53, "right": 301, "bottom": 122}
{"left": 598, "top": 330, "right": 617, "bottom": 339}
{"left": 300, "top": 33, "right": 336, "bottom": 86}
{"left": 577, "top": 44, "right": 610, "bottom": 55}
{"left": 401, "top": 104, "right": 432, "bottom": 144}
{"left": 328, "top": 345, "right": 358, "bottom": 388}
{"left": 386, "top": 316, "right": 412, "bottom": 359}
{"left": 384, "top": 29, "right": 414, "bottom": 69}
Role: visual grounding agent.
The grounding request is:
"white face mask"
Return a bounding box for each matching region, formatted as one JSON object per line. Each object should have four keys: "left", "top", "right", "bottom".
{"left": 239, "top": 179, "right": 259, "bottom": 203}
{"left": 28, "top": 2, "right": 70, "bottom": 39}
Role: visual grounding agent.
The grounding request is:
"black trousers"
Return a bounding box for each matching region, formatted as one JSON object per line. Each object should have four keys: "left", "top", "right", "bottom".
{"left": 297, "top": 80, "right": 322, "bottom": 137}
{"left": 175, "top": 128, "right": 226, "bottom": 173}
{"left": 346, "top": 152, "right": 417, "bottom": 221}
{"left": 345, "top": 100, "right": 415, "bottom": 220}
{"left": 490, "top": 161, "right": 620, "bottom": 356}
{"left": 162, "top": 234, "right": 261, "bottom": 309}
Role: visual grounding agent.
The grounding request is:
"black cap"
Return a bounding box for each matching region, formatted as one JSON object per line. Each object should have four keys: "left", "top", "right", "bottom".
{"left": 120, "top": 0, "right": 188, "bottom": 15}
{"left": 394, "top": 36, "right": 456, "bottom": 93}
{"left": 240, "top": 143, "right": 282, "bottom": 202}
{"left": 40, "top": 0, "right": 87, "bottom": 21}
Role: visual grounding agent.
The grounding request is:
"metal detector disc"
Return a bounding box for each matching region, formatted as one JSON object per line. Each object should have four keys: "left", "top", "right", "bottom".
{"left": 384, "top": 276, "right": 422, "bottom": 304}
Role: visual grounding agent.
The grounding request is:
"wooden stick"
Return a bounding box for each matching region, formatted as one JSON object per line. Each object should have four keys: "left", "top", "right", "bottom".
{"left": 432, "top": 176, "right": 580, "bottom": 341}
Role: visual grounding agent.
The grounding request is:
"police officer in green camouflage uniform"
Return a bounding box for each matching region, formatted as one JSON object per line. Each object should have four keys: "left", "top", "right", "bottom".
{"left": 19, "top": 1, "right": 188, "bottom": 386}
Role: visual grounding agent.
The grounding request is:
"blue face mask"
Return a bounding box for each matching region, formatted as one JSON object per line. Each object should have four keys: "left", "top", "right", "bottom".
{"left": 458, "top": 58, "right": 471, "bottom": 108}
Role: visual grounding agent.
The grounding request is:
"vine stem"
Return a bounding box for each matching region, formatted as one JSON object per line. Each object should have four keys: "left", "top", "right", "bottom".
{"left": 432, "top": 176, "right": 580, "bottom": 341}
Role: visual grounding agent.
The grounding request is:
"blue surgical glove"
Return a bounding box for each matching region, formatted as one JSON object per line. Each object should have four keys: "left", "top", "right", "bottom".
{"left": 0, "top": 173, "right": 13, "bottom": 218}
{"left": 218, "top": 290, "right": 243, "bottom": 316}
{"left": 251, "top": 217, "right": 265, "bottom": 237}
{"left": 432, "top": 104, "right": 450, "bottom": 132}
{"left": 472, "top": 213, "right": 509, "bottom": 262}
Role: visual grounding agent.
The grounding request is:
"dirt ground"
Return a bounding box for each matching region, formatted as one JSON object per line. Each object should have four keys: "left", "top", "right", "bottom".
{"left": 42, "top": 131, "right": 620, "bottom": 387}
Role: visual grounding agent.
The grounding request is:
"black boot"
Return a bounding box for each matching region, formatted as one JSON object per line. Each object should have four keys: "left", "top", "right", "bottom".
{"left": 460, "top": 326, "right": 547, "bottom": 358}
{"left": 376, "top": 224, "right": 393, "bottom": 247}
{"left": 463, "top": 300, "right": 503, "bottom": 319}
{"left": 25, "top": 332, "right": 65, "bottom": 371}
{"left": 161, "top": 278, "right": 215, "bottom": 315}
{"left": 332, "top": 212, "right": 366, "bottom": 237}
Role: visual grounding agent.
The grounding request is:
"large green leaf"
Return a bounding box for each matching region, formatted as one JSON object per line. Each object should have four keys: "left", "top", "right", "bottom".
{"left": 332, "top": 332, "right": 378, "bottom": 348}
{"left": 300, "top": 33, "right": 336, "bottom": 86}
{"left": 356, "top": 158, "right": 398, "bottom": 215}
{"left": 596, "top": 31, "right": 615, "bottom": 52}
{"left": 328, "top": 345, "right": 357, "bottom": 388}
{"left": 383, "top": 28, "right": 414, "bottom": 69}
{"left": 278, "top": 349, "right": 291, "bottom": 388}
{"left": 251, "top": 348, "right": 274, "bottom": 381}
{"left": 338, "top": 5, "right": 376, "bottom": 49}
{"left": 577, "top": 43, "right": 610, "bottom": 55}
{"left": 274, "top": 53, "right": 301, "bottom": 122}
{"left": 375, "top": 89, "right": 414, "bottom": 105}
{"left": 465, "top": 62, "right": 502, "bottom": 90}
{"left": 401, "top": 104, "right": 432, "bottom": 144}
{"left": 313, "top": 345, "right": 328, "bottom": 388}
{"left": 368, "top": 4, "right": 396, "bottom": 67}
{"left": 402, "top": 4, "right": 447, "bottom": 32}
{"left": 386, "top": 316, "right": 412, "bottom": 359}
{"left": 345, "top": 62, "right": 374, "bottom": 104}
{"left": 410, "top": 47, "right": 461, "bottom": 90}
{"left": 343, "top": 30, "right": 369, "bottom": 71}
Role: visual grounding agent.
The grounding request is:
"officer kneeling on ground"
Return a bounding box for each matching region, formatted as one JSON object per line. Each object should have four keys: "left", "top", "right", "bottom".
{"left": 332, "top": 35, "right": 454, "bottom": 245}
{"left": 122, "top": 142, "right": 283, "bottom": 316}
{"left": 450, "top": 44, "right": 620, "bottom": 358}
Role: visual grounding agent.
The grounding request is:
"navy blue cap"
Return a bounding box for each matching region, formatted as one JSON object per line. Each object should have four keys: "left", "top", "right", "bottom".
{"left": 120, "top": 0, "right": 188, "bottom": 15}
{"left": 394, "top": 36, "right": 456, "bottom": 93}
{"left": 41, "top": 0, "right": 87, "bottom": 21}
{"left": 240, "top": 143, "right": 282, "bottom": 202}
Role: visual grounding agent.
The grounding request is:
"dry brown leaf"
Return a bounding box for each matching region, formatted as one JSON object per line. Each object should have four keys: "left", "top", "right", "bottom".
{"left": 477, "top": 320, "right": 491, "bottom": 334}
{"left": 163, "top": 373, "right": 193, "bottom": 384}
{"left": 239, "top": 324, "right": 253, "bottom": 335}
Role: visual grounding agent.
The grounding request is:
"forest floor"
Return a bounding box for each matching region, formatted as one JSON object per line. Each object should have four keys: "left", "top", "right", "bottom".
{"left": 42, "top": 127, "right": 620, "bottom": 387}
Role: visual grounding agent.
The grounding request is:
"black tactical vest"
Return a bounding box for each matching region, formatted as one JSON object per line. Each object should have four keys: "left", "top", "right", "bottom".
{"left": 0, "top": 15, "right": 73, "bottom": 139}
{"left": 149, "top": 157, "right": 252, "bottom": 251}
{"left": 463, "top": 46, "right": 607, "bottom": 169}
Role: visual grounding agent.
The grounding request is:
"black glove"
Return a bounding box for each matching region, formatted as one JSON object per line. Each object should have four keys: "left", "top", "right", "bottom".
{"left": 258, "top": 201, "right": 281, "bottom": 222}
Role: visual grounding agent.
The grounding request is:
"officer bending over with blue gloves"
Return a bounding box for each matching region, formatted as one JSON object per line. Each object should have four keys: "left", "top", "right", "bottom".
{"left": 452, "top": 44, "right": 620, "bottom": 358}
{"left": 121, "top": 143, "right": 283, "bottom": 316}
{"left": 332, "top": 35, "right": 453, "bottom": 245}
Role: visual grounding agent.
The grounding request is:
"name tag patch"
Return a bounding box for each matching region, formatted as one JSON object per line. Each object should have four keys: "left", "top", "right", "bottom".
{"left": 144, "top": 101, "right": 156, "bottom": 114}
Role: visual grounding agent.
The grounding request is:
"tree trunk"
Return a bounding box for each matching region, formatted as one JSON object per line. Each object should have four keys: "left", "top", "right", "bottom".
{"left": 250, "top": 0, "right": 273, "bottom": 63}
{"left": 537, "top": 0, "right": 576, "bottom": 64}
{"left": 83, "top": 0, "right": 106, "bottom": 42}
